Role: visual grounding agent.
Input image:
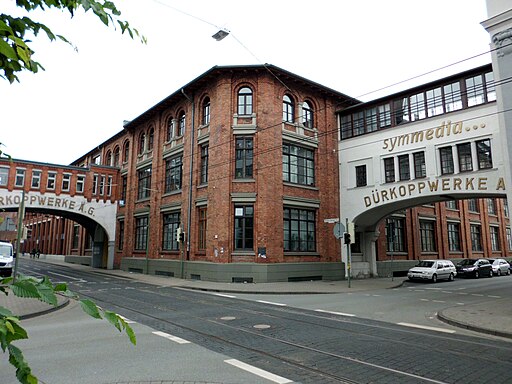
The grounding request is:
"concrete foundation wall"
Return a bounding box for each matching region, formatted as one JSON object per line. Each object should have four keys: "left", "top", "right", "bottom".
{"left": 120, "top": 258, "right": 345, "bottom": 283}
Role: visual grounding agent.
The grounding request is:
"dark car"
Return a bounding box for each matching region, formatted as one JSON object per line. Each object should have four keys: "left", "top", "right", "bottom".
{"left": 456, "top": 258, "right": 493, "bottom": 278}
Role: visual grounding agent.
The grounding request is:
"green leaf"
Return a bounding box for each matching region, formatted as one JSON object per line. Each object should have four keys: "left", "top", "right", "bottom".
{"left": 103, "top": 310, "right": 121, "bottom": 332}
{"left": 80, "top": 299, "right": 102, "bottom": 319}
{"left": 0, "top": 305, "right": 14, "bottom": 317}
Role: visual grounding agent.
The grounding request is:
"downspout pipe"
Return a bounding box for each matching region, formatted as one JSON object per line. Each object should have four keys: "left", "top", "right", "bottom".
{"left": 181, "top": 88, "right": 195, "bottom": 263}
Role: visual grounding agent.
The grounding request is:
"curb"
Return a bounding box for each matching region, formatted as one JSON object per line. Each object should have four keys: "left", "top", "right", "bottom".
{"left": 19, "top": 296, "right": 70, "bottom": 320}
{"left": 437, "top": 309, "right": 512, "bottom": 339}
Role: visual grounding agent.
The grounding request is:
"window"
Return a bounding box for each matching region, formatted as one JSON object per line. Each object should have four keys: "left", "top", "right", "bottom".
{"left": 72, "top": 225, "right": 80, "bottom": 248}
{"left": 413, "top": 151, "right": 426, "bottom": 178}
{"left": 353, "top": 111, "right": 365, "bottom": 135}
{"left": 162, "top": 212, "right": 180, "bottom": 251}
{"left": 490, "top": 226, "right": 500, "bottom": 251}
{"left": 178, "top": 112, "right": 186, "bottom": 136}
{"left": 31, "top": 170, "right": 41, "bottom": 188}
{"left": 457, "top": 143, "right": 473, "bottom": 172}
{"left": 200, "top": 144, "right": 208, "bottom": 184}
{"left": 487, "top": 198, "right": 497, "bottom": 215}
{"left": 426, "top": 87, "right": 443, "bottom": 117}
{"left": 302, "top": 101, "right": 314, "bottom": 128}
{"left": 410, "top": 92, "right": 426, "bottom": 121}
{"left": 165, "top": 156, "right": 182, "bottom": 193}
{"left": 398, "top": 154, "right": 410, "bottom": 181}
{"left": 202, "top": 97, "right": 210, "bottom": 125}
{"left": 365, "top": 107, "right": 377, "bottom": 132}
{"left": 378, "top": 104, "right": 391, "bottom": 128}
{"left": 76, "top": 175, "right": 85, "bottom": 193}
{"left": 504, "top": 199, "right": 509, "bottom": 217}
{"left": 476, "top": 139, "right": 492, "bottom": 169}
{"left": 340, "top": 115, "right": 352, "bottom": 139}
{"left": 439, "top": 147, "right": 454, "bottom": 175}
{"left": 386, "top": 217, "right": 405, "bottom": 252}
{"left": 93, "top": 155, "right": 101, "bottom": 165}
{"left": 123, "top": 140, "right": 130, "bottom": 163}
{"left": 447, "top": 222, "right": 461, "bottom": 251}
{"left": 106, "top": 150, "right": 112, "bottom": 166}
{"left": 15, "top": 169, "right": 25, "bottom": 187}
{"left": 121, "top": 175, "right": 127, "bottom": 201}
{"left": 0, "top": 167, "right": 8, "bottom": 186}
{"left": 235, "top": 137, "right": 253, "bottom": 179}
{"left": 466, "top": 74, "right": 485, "bottom": 107}
{"left": 283, "top": 207, "right": 316, "bottom": 252}
{"left": 282, "top": 143, "right": 315, "bottom": 186}
{"left": 444, "top": 82, "right": 463, "bottom": 112}
{"left": 148, "top": 128, "right": 154, "bottom": 151}
{"left": 107, "top": 175, "right": 113, "bottom": 196}
{"left": 485, "top": 72, "right": 496, "bottom": 102}
{"left": 47, "top": 172, "right": 56, "bottom": 190}
{"left": 138, "top": 132, "right": 145, "bottom": 155}
{"left": 234, "top": 205, "right": 253, "bottom": 250}
{"left": 393, "top": 97, "right": 409, "bottom": 125}
{"left": 92, "top": 174, "right": 98, "bottom": 195}
{"left": 166, "top": 118, "right": 174, "bottom": 142}
{"left": 62, "top": 174, "right": 71, "bottom": 191}
{"left": 445, "top": 200, "right": 457, "bottom": 209}
{"left": 198, "top": 207, "right": 207, "bottom": 250}
{"left": 137, "top": 166, "right": 152, "bottom": 199}
{"left": 118, "top": 220, "right": 124, "bottom": 250}
{"left": 113, "top": 147, "right": 120, "bottom": 167}
{"left": 419, "top": 220, "right": 436, "bottom": 252}
{"left": 134, "top": 216, "right": 149, "bottom": 250}
{"left": 467, "top": 198, "right": 479, "bottom": 213}
{"left": 99, "top": 175, "right": 105, "bottom": 195}
{"left": 355, "top": 165, "right": 367, "bottom": 187}
{"left": 507, "top": 227, "right": 512, "bottom": 251}
{"left": 283, "top": 94, "right": 294, "bottom": 123}
{"left": 470, "top": 224, "right": 482, "bottom": 251}
{"left": 237, "top": 87, "right": 253, "bottom": 115}
{"left": 384, "top": 157, "right": 395, "bottom": 183}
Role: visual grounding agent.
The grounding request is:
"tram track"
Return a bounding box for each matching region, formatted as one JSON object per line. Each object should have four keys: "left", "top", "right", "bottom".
{"left": 71, "top": 281, "right": 512, "bottom": 384}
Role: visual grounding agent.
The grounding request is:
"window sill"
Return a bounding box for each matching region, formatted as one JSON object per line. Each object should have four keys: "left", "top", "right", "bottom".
{"left": 232, "top": 251, "right": 255, "bottom": 256}
{"left": 283, "top": 182, "right": 318, "bottom": 191}
{"left": 233, "top": 178, "right": 255, "bottom": 183}
{"left": 284, "top": 252, "right": 320, "bottom": 257}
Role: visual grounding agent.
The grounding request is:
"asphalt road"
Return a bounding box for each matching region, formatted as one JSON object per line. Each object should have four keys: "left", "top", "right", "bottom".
{"left": 11, "top": 260, "right": 512, "bottom": 384}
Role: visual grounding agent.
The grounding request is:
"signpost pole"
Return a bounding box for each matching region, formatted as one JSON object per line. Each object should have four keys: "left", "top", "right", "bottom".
{"left": 13, "top": 190, "right": 25, "bottom": 283}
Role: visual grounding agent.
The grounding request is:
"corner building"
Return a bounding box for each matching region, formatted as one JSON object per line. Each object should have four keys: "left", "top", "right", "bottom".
{"left": 71, "top": 65, "right": 358, "bottom": 282}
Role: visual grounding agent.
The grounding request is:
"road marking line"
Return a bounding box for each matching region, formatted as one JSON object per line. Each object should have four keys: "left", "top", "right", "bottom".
{"left": 441, "top": 291, "right": 453, "bottom": 294}
{"left": 213, "top": 293, "right": 237, "bottom": 298}
{"left": 224, "top": 359, "right": 293, "bottom": 384}
{"left": 457, "top": 292, "right": 468, "bottom": 295}
{"left": 315, "top": 309, "right": 356, "bottom": 317}
{"left": 424, "top": 287, "right": 441, "bottom": 290}
{"left": 46, "top": 271, "right": 86, "bottom": 282}
{"left": 420, "top": 299, "right": 429, "bottom": 301}
{"left": 471, "top": 294, "right": 484, "bottom": 297}
{"left": 432, "top": 300, "right": 445, "bottom": 303}
{"left": 256, "top": 300, "right": 287, "bottom": 306}
{"left": 456, "top": 303, "right": 465, "bottom": 305}
{"left": 372, "top": 294, "right": 381, "bottom": 297}
{"left": 152, "top": 331, "right": 190, "bottom": 344}
{"left": 397, "top": 322, "right": 456, "bottom": 334}
{"left": 488, "top": 295, "right": 501, "bottom": 298}
{"left": 118, "top": 315, "right": 136, "bottom": 324}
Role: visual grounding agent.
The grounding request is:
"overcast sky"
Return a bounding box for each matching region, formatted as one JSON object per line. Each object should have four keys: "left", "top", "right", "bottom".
{"left": 0, "top": 0, "right": 491, "bottom": 165}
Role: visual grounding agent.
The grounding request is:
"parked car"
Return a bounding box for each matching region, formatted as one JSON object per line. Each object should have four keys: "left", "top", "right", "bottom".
{"left": 0, "top": 241, "right": 14, "bottom": 277}
{"left": 407, "top": 260, "right": 456, "bottom": 283}
{"left": 455, "top": 258, "right": 493, "bottom": 278}
{"left": 489, "top": 258, "right": 511, "bottom": 276}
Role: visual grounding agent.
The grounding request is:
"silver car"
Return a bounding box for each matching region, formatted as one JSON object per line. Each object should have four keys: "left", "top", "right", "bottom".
{"left": 489, "top": 258, "right": 511, "bottom": 276}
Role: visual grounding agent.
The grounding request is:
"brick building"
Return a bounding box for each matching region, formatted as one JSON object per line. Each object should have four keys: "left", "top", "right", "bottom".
{"left": 67, "top": 64, "right": 359, "bottom": 281}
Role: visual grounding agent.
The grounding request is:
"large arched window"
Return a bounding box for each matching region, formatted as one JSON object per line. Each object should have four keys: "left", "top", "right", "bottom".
{"left": 138, "top": 132, "right": 145, "bottom": 155}
{"left": 302, "top": 101, "right": 314, "bottom": 128}
{"left": 123, "top": 140, "right": 130, "bottom": 163}
{"left": 178, "top": 111, "right": 186, "bottom": 136}
{"left": 237, "top": 87, "right": 253, "bottom": 115}
{"left": 105, "top": 150, "right": 112, "bottom": 166}
{"left": 166, "top": 117, "right": 174, "bottom": 142}
{"left": 283, "top": 94, "right": 294, "bottom": 123}
{"left": 202, "top": 97, "right": 210, "bottom": 125}
{"left": 148, "top": 128, "right": 154, "bottom": 151}
{"left": 113, "top": 146, "right": 120, "bottom": 167}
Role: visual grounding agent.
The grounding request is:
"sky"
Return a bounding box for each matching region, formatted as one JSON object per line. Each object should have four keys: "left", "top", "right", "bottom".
{"left": 0, "top": 0, "right": 492, "bottom": 165}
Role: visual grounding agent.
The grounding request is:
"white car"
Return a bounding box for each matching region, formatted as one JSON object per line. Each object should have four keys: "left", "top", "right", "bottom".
{"left": 407, "top": 260, "right": 456, "bottom": 283}
{"left": 489, "top": 258, "right": 511, "bottom": 276}
{"left": 0, "top": 241, "right": 14, "bottom": 277}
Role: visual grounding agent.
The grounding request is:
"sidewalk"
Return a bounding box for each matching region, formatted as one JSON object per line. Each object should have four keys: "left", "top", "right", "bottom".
{"left": 2, "top": 256, "right": 512, "bottom": 339}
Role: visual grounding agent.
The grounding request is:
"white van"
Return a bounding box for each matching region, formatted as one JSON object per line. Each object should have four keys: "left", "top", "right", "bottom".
{"left": 407, "top": 260, "right": 456, "bottom": 283}
{"left": 0, "top": 241, "right": 14, "bottom": 277}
